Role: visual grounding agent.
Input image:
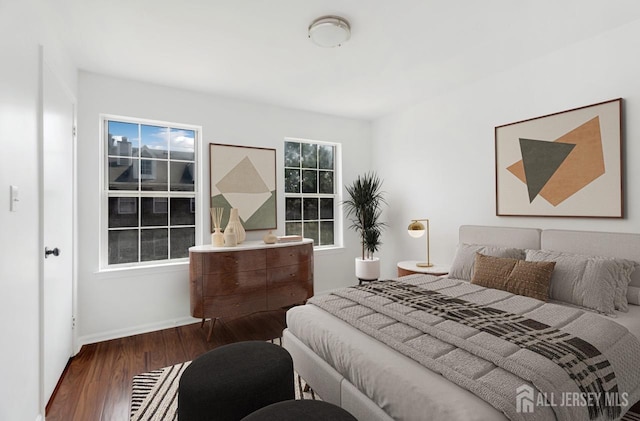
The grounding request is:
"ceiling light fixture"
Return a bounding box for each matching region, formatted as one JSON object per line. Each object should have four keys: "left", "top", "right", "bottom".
{"left": 308, "top": 15, "right": 351, "bottom": 48}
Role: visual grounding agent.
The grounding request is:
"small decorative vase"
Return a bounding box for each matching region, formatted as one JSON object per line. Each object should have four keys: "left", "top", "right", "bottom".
{"left": 224, "top": 226, "right": 237, "bottom": 247}
{"left": 263, "top": 230, "right": 277, "bottom": 244}
{"left": 211, "top": 227, "right": 224, "bottom": 247}
{"left": 225, "top": 208, "right": 246, "bottom": 244}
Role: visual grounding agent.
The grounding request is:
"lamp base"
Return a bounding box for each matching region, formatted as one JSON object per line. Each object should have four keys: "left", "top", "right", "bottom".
{"left": 416, "top": 262, "right": 433, "bottom": 268}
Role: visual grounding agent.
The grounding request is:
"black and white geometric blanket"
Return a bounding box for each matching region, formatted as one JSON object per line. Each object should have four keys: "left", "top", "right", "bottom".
{"left": 309, "top": 275, "right": 640, "bottom": 421}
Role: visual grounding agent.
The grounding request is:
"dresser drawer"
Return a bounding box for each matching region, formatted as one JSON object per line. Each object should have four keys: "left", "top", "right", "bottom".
{"left": 266, "top": 243, "right": 313, "bottom": 268}
{"left": 203, "top": 249, "right": 266, "bottom": 274}
{"left": 203, "top": 292, "right": 267, "bottom": 319}
{"left": 203, "top": 269, "right": 266, "bottom": 296}
{"left": 267, "top": 281, "right": 310, "bottom": 310}
{"left": 267, "top": 262, "right": 312, "bottom": 285}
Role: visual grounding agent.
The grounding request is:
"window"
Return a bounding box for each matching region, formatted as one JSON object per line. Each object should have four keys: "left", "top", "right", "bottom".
{"left": 103, "top": 117, "right": 199, "bottom": 267}
{"left": 284, "top": 139, "right": 340, "bottom": 248}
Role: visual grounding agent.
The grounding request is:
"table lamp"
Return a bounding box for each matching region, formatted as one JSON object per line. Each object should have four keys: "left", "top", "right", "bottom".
{"left": 407, "top": 219, "right": 432, "bottom": 267}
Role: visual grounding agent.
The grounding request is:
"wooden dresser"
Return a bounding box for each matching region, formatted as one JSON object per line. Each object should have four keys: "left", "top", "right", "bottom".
{"left": 189, "top": 239, "right": 314, "bottom": 339}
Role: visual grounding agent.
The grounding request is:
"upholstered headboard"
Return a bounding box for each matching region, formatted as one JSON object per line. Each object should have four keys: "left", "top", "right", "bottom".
{"left": 459, "top": 225, "right": 541, "bottom": 250}
{"left": 458, "top": 225, "right": 640, "bottom": 289}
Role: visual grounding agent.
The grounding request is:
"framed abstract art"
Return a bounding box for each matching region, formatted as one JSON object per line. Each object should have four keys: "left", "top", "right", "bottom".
{"left": 209, "top": 143, "right": 277, "bottom": 231}
{"left": 495, "top": 98, "right": 623, "bottom": 218}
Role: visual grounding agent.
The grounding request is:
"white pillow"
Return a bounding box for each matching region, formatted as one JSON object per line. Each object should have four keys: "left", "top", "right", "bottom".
{"left": 525, "top": 249, "right": 635, "bottom": 314}
{"left": 448, "top": 243, "right": 525, "bottom": 281}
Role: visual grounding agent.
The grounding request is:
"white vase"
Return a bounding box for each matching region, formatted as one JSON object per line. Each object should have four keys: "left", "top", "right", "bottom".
{"left": 224, "top": 225, "right": 237, "bottom": 247}
{"left": 211, "top": 227, "right": 224, "bottom": 247}
{"left": 355, "top": 257, "right": 380, "bottom": 281}
{"left": 225, "top": 208, "right": 246, "bottom": 244}
{"left": 263, "top": 230, "right": 277, "bottom": 244}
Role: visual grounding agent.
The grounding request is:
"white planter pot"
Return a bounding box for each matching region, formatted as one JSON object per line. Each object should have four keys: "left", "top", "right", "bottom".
{"left": 355, "top": 257, "right": 380, "bottom": 281}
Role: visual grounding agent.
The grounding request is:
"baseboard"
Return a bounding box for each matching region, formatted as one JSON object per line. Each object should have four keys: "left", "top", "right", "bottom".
{"left": 77, "top": 316, "right": 198, "bottom": 347}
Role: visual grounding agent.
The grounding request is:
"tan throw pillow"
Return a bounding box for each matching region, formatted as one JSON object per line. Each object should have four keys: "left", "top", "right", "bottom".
{"left": 506, "top": 260, "right": 555, "bottom": 302}
{"left": 471, "top": 253, "right": 518, "bottom": 290}
{"left": 471, "top": 253, "right": 555, "bottom": 301}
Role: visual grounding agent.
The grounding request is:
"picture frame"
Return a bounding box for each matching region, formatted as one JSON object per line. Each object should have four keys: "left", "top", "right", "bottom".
{"left": 209, "top": 143, "right": 277, "bottom": 231}
{"left": 495, "top": 98, "right": 623, "bottom": 218}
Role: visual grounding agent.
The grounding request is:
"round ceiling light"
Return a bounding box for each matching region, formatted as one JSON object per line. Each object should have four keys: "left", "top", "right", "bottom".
{"left": 308, "top": 16, "right": 351, "bottom": 48}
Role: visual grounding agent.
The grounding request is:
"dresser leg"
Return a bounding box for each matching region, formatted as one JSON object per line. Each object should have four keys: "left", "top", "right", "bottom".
{"left": 200, "top": 318, "right": 206, "bottom": 328}
{"left": 207, "top": 318, "right": 217, "bottom": 341}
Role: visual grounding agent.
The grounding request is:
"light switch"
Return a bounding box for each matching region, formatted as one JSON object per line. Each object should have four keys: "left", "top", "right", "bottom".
{"left": 10, "top": 185, "right": 19, "bottom": 212}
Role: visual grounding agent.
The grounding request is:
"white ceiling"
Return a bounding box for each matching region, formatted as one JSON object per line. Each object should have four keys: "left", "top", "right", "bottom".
{"left": 39, "top": 0, "right": 640, "bottom": 119}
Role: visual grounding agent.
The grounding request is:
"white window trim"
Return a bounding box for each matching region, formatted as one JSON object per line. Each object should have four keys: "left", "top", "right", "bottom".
{"left": 284, "top": 137, "right": 343, "bottom": 250}
{"left": 99, "top": 114, "right": 203, "bottom": 271}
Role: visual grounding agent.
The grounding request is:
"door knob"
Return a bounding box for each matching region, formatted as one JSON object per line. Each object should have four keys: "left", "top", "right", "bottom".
{"left": 45, "top": 247, "right": 60, "bottom": 258}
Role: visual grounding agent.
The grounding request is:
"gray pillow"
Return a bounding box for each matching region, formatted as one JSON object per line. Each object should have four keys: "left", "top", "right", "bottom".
{"left": 525, "top": 249, "right": 632, "bottom": 314}
{"left": 448, "top": 243, "right": 525, "bottom": 281}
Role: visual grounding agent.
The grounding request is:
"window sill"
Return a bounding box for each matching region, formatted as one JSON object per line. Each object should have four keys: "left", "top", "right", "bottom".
{"left": 94, "top": 260, "right": 189, "bottom": 279}
{"left": 313, "top": 245, "right": 345, "bottom": 256}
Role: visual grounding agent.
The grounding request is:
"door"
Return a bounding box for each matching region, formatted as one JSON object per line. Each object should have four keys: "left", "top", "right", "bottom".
{"left": 42, "top": 60, "right": 75, "bottom": 405}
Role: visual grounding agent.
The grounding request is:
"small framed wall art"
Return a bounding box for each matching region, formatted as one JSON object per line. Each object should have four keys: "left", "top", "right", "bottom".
{"left": 209, "top": 143, "right": 277, "bottom": 231}
{"left": 495, "top": 98, "right": 623, "bottom": 218}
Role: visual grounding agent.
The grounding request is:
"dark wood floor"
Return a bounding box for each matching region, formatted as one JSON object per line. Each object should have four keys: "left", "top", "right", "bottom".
{"left": 46, "top": 310, "right": 287, "bottom": 421}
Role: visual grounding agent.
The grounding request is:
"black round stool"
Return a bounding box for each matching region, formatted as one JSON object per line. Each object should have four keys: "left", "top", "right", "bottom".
{"left": 241, "top": 400, "right": 358, "bottom": 421}
{"left": 178, "top": 341, "right": 294, "bottom": 421}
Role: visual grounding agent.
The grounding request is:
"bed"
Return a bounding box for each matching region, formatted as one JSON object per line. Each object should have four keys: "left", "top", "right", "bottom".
{"left": 282, "top": 226, "right": 640, "bottom": 420}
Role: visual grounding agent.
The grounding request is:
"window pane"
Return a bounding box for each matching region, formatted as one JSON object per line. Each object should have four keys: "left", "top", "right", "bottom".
{"left": 141, "top": 125, "right": 168, "bottom": 159}
{"left": 284, "top": 169, "right": 300, "bottom": 193}
{"left": 170, "top": 198, "right": 195, "bottom": 226}
{"left": 108, "top": 197, "right": 138, "bottom": 228}
{"left": 169, "top": 128, "right": 195, "bottom": 161}
{"left": 170, "top": 161, "right": 195, "bottom": 191}
{"left": 302, "top": 170, "right": 317, "bottom": 193}
{"left": 140, "top": 159, "right": 168, "bottom": 191}
{"left": 285, "top": 142, "right": 300, "bottom": 167}
{"left": 107, "top": 121, "right": 138, "bottom": 157}
{"left": 286, "top": 222, "right": 302, "bottom": 236}
{"left": 320, "top": 198, "right": 334, "bottom": 219}
{"left": 108, "top": 229, "right": 138, "bottom": 264}
{"left": 108, "top": 157, "right": 138, "bottom": 190}
{"left": 285, "top": 197, "right": 301, "bottom": 220}
{"left": 303, "top": 198, "right": 318, "bottom": 220}
{"left": 320, "top": 221, "right": 334, "bottom": 245}
{"left": 301, "top": 143, "right": 317, "bottom": 169}
{"left": 319, "top": 171, "right": 333, "bottom": 194}
{"left": 170, "top": 227, "right": 194, "bottom": 259}
{"left": 141, "top": 228, "right": 168, "bottom": 261}
{"left": 303, "top": 221, "right": 319, "bottom": 244}
{"left": 319, "top": 145, "right": 334, "bottom": 170}
{"left": 141, "top": 198, "right": 167, "bottom": 227}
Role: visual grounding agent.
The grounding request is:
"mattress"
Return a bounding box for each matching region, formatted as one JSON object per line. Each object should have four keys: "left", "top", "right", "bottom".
{"left": 287, "top": 300, "right": 640, "bottom": 421}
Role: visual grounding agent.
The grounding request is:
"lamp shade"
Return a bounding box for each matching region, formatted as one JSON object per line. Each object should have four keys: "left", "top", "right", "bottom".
{"left": 407, "top": 220, "right": 425, "bottom": 238}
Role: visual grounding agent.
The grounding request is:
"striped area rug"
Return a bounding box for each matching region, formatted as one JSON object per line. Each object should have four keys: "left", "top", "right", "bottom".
{"left": 130, "top": 363, "right": 316, "bottom": 421}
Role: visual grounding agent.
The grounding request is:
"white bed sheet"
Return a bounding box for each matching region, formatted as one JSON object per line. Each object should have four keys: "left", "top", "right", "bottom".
{"left": 604, "top": 304, "right": 640, "bottom": 340}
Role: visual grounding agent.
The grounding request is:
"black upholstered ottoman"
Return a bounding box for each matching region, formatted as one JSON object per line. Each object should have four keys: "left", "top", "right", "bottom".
{"left": 240, "top": 400, "right": 358, "bottom": 421}
{"left": 178, "top": 341, "right": 294, "bottom": 421}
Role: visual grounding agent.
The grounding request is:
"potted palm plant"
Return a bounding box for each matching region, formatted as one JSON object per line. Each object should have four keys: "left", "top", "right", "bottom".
{"left": 343, "top": 172, "right": 386, "bottom": 282}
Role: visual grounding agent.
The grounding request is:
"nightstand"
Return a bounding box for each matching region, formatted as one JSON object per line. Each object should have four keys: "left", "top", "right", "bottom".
{"left": 397, "top": 261, "right": 449, "bottom": 277}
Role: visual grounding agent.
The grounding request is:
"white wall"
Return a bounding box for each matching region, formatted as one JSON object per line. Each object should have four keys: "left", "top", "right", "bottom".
{"left": 372, "top": 18, "right": 640, "bottom": 280}
{"left": 76, "top": 72, "right": 371, "bottom": 345}
{"left": 0, "top": 1, "right": 76, "bottom": 420}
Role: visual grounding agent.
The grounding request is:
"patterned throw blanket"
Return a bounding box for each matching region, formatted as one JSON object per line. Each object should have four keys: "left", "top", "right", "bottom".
{"left": 309, "top": 276, "right": 640, "bottom": 421}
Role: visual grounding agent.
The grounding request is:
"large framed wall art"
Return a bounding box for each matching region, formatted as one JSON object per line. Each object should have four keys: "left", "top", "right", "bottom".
{"left": 495, "top": 98, "right": 623, "bottom": 218}
{"left": 209, "top": 143, "right": 277, "bottom": 231}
